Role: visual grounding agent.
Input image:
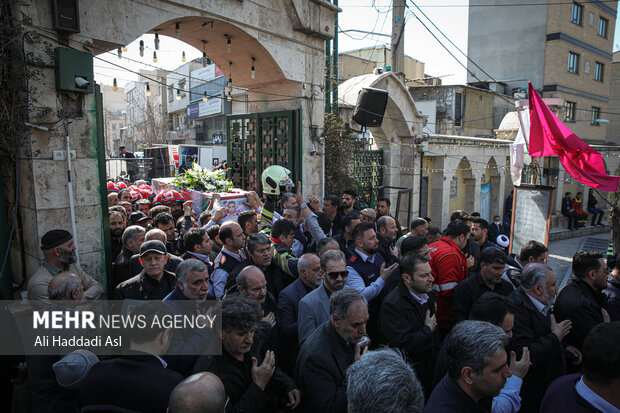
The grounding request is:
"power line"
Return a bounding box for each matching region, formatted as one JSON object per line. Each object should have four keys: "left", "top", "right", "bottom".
{"left": 408, "top": 0, "right": 497, "bottom": 83}
{"left": 30, "top": 29, "right": 313, "bottom": 104}
{"left": 343, "top": 1, "right": 617, "bottom": 8}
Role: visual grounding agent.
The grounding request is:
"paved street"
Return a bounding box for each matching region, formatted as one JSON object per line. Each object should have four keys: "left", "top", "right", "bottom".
{"left": 547, "top": 231, "right": 612, "bottom": 288}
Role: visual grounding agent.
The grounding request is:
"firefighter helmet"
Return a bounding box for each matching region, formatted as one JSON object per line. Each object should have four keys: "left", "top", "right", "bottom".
{"left": 261, "top": 165, "right": 293, "bottom": 195}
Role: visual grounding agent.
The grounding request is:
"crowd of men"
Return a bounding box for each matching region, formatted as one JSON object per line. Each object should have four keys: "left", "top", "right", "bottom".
{"left": 22, "top": 178, "right": 620, "bottom": 413}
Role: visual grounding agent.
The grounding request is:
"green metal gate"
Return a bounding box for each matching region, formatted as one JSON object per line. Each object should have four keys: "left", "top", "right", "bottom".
{"left": 227, "top": 110, "right": 302, "bottom": 192}
{"left": 353, "top": 149, "right": 383, "bottom": 208}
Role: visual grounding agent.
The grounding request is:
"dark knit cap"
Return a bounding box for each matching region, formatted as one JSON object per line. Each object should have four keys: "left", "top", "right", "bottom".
{"left": 41, "top": 229, "right": 73, "bottom": 250}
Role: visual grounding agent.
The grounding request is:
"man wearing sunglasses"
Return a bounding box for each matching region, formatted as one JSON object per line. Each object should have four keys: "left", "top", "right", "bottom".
{"left": 297, "top": 250, "right": 349, "bottom": 344}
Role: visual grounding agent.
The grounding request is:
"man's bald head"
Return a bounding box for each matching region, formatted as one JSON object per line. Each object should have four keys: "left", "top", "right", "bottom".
{"left": 236, "top": 265, "right": 267, "bottom": 303}
{"left": 48, "top": 272, "right": 83, "bottom": 301}
{"left": 168, "top": 372, "right": 226, "bottom": 413}
{"left": 145, "top": 228, "right": 167, "bottom": 244}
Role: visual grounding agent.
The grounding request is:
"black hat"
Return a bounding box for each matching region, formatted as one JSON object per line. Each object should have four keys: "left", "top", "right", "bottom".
{"left": 139, "top": 240, "right": 167, "bottom": 257}
{"left": 41, "top": 229, "right": 73, "bottom": 250}
{"left": 129, "top": 211, "right": 150, "bottom": 225}
{"left": 119, "top": 145, "right": 126, "bottom": 150}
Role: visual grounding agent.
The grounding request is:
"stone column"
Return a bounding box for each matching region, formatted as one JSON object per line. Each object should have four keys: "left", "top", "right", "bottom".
{"left": 472, "top": 171, "right": 483, "bottom": 213}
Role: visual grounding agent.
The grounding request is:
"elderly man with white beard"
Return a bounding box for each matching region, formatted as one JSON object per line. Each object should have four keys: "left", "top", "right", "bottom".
{"left": 28, "top": 229, "right": 103, "bottom": 300}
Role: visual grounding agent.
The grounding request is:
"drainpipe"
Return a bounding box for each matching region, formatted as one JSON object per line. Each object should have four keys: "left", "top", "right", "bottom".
{"left": 332, "top": 0, "right": 339, "bottom": 114}
{"left": 0, "top": 172, "right": 13, "bottom": 300}
{"left": 64, "top": 122, "right": 80, "bottom": 266}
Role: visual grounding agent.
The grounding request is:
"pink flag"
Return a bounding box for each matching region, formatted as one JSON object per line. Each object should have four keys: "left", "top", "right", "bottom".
{"left": 528, "top": 82, "right": 619, "bottom": 192}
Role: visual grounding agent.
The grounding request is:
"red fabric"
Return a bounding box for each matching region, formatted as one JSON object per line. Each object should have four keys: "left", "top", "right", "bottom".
{"left": 428, "top": 236, "right": 468, "bottom": 330}
{"left": 528, "top": 82, "right": 620, "bottom": 192}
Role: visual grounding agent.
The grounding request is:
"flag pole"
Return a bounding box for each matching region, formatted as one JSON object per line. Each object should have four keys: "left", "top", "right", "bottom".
{"left": 515, "top": 101, "right": 538, "bottom": 185}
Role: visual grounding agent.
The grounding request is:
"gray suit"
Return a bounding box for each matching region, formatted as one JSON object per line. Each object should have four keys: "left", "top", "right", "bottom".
{"left": 297, "top": 283, "right": 331, "bottom": 344}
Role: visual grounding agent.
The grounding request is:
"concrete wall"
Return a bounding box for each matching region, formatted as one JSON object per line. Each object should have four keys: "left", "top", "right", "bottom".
{"left": 468, "top": 0, "right": 549, "bottom": 90}
{"left": 340, "top": 47, "right": 425, "bottom": 81}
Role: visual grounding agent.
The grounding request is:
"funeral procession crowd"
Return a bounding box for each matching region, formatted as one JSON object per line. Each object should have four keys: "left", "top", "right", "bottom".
{"left": 15, "top": 163, "right": 620, "bottom": 413}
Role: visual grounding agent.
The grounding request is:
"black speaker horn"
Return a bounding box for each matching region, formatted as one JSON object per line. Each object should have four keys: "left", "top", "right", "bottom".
{"left": 352, "top": 87, "right": 389, "bottom": 127}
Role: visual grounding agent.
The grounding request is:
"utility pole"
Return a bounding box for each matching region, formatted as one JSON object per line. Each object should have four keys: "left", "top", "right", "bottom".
{"left": 391, "top": 0, "right": 406, "bottom": 85}
{"left": 325, "top": 39, "right": 331, "bottom": 114}
{"left": 332, "top": 0, "right": 339, "bottom": 114}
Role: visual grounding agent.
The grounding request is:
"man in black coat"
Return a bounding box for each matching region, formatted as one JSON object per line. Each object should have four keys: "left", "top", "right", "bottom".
{"left": 78, "top": 302, "right": 183, "bottom": 413}
{"left": 128, "top": 229, "right": 183, "bottom": 278}
{"left": 604, "top": 254, "right": 620, "bottom": 320}
{"left": 193, "top": 295, "right": 301, "bottom": 412}
{"left": 376, "top": 215, "right": 399, "bottom": 266}
{"left": 227, "top": 233, "right": 286, "bottom": 299}
{"left": 277, "top": 253, "right": 321, "bottom": 375}
{"left": 113, "top": 225, "right": 145, "bottom": 287}
{"left": 554, "top": 250, "right": 609, "bottom": 372}
{"left": 561, "top": 192, "right": 577, "bottom": 230}
{"left": 379, "top": 253, "right": 440, "bottom": 396}
{"left": 451, "top": 247, "right": 513, "bottom": 325}
{"left": 295, "top": 289, "right": 369, "bottom": 413}
{"left": 234, "top": 265, "right": 280, "bottom": 357}
{"left": 114, "top": 240, "right": 176, "bottom": 300}
{"left": 488, "top": 215, "right": 505, "bottom": 246}
{"left": 425, "top": 320, "right": 511, "bottom": 413}
{"left": 333, "top": 211, "right": 360, "bottom": 259}
{"left": 508, "top": 263, "right": 576, "bottom": 413}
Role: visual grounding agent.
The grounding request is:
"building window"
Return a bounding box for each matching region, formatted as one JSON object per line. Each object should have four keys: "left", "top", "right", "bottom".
{"left": 168, "top": 86, "right": 173, "bottom": 103}
{"left": 112, "top": 124, "right": 116, "bottom": 131}
{"left": 179, "top": 80, "right": 187, "bottom": 97}
{"left": 591, "top": 107, "right": 601, "bottom": 125}
{"left": 568, "top": 52, "right": 579, "bottom": 74}
{"left": 598, "top": 17, "right": 608, "bottom": 38}
{"left": 565, "top": 101, "right": 576, "bottom": 122}
{"left": 585, "top": 61, "right": 590, "bottom": 73}
{"left": 454, "top": 92, "right": 463, "bottom": 126}
{"left": 571, "top": 3, "right": 583, "bottom": 25}
{"left": 588, "top": 12, "right": 594, "bottom": 26}
{"left": 594, "top": 62, "right": 604, "bottom": 81}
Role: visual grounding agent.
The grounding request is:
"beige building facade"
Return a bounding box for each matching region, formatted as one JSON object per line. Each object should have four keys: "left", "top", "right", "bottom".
{"left": 606, "top": 51, "right": 620, "bottom": 145}
{"left": 102, "top": 85, "right": 127, "bottom": 155}
{"left": 468, "top": 0, "right": 616, "bottom": 144}
{"left": 340, "top": 46, "right": 438, "bottom": 86}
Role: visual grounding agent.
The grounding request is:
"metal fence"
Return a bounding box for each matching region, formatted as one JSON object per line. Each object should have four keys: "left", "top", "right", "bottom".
{"left": 105, "top": 158, "right": 174, "bottom": 182}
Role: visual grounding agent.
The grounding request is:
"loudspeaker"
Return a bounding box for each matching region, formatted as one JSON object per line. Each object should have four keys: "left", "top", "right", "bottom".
{"left": 51, "top": 0, "right": 80, "bottom": 33}
{"left": 352, "top": 87, "right": 389, "bottom": 127}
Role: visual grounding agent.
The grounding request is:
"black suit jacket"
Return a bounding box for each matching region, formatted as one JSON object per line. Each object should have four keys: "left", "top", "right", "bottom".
{"left": 508, "top": 288, "right": 566, "bottom": 413}
{"left": 377, "top": 234, "right": 398, "bottom": 266}
{"left": 193, "top": 350, "right": 296, "bottom": 413}
{"left": 554, "top": 279, "right": 605, "bottom": 354}
{"left": 78, "top": 352, "right": 183, "bottom": 413}
{"left": 277, "top": 278, "right": 312, "bottom": 374}
{"left": 295, "top": 321, "right": 354, "bottom": 413}
{"left": 451, "top": 273, "right": 514, "bottom": 325}
{"left": 379, "top": 281, "right": 440, "bottom": 394}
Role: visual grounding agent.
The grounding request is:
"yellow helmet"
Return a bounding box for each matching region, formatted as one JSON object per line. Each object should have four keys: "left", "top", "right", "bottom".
{"left": 261, "top": 165, "right": 293, "bottom": 195}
